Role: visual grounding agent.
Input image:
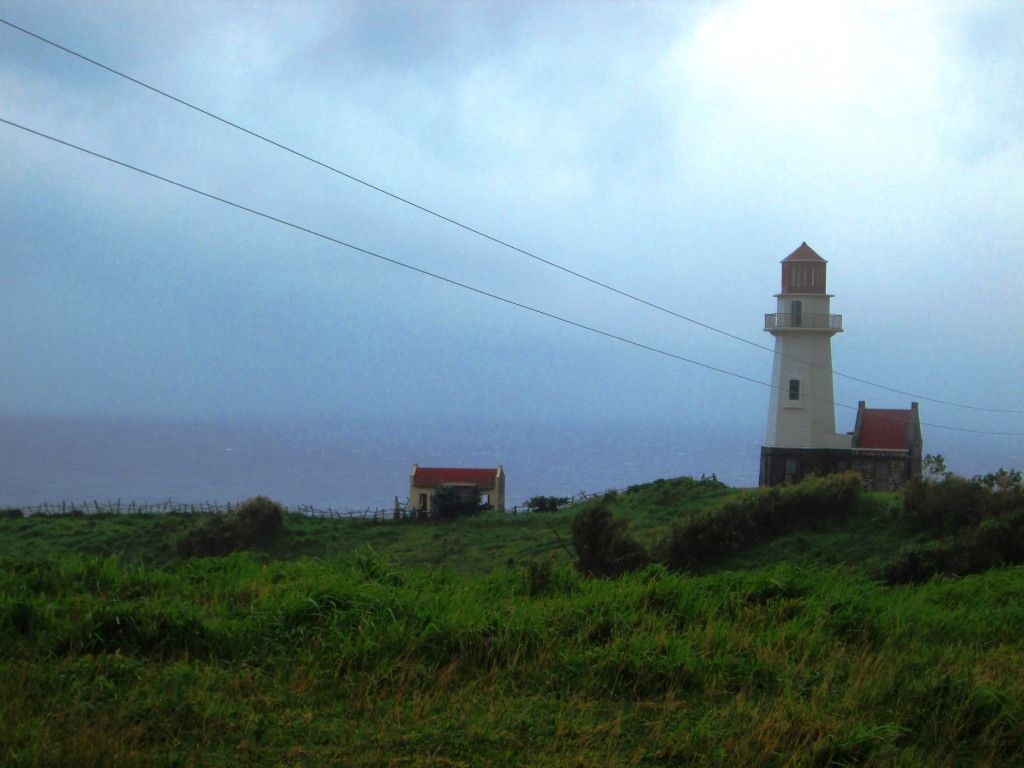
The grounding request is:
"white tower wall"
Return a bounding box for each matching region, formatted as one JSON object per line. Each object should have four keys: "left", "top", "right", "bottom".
{"left": 763, "top": 246, "right": 852, "bottom": 451}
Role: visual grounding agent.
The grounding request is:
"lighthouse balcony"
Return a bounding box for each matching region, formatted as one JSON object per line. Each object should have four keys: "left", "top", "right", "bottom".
{"left": 764, "top": 312, "right": 843, "bottom": 331}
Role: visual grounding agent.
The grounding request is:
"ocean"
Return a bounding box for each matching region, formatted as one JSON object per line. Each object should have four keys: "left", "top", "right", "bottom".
{"left": 3, "top": 414, "right": 1018, "bottom": 511}
{"left": 0, "top": 415, "right": 760, "bottom": 510}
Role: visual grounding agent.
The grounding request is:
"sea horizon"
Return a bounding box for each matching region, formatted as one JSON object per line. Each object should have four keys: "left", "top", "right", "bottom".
{"left": 0, "top": 413, "right": 763, "bottom": 510}
{"left": 3, "top": 412, "right": 1018, "bottom": 511}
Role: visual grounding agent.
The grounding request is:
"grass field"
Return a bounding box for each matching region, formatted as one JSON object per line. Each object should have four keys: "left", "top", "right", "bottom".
{"left": 0, "top": 477, "right": 734, "bottom": 571}
{"left": 2, "top": 477, "right": 1023, "bottom": 766}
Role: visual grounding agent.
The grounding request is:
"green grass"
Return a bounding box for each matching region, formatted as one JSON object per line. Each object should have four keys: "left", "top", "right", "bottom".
{"left": 0, "top": 509, "right": 572, "bottom": 571}
{"left": 0, "top": 505, "right": 554, "bottom": 572}
{"left": 0, "top": 476, "right": 733, "bottom": 571}
{"left": 3, "top": 553, "right": 1024, "bottom": 766}
{"left": 3, "top": 476, "right": 1024, "bottom": 765}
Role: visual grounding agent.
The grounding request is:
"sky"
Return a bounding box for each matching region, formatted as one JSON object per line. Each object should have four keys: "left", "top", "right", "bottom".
{"left": 1, "top": 0, "right": 1023, "bottom": 472}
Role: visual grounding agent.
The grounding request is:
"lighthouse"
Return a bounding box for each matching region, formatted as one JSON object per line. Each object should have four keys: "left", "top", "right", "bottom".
{"left": 764, "top": 242, "right": 845, "bottom": 448}
{"left": 759, "top": 243, "right": 923, "bottom": 489}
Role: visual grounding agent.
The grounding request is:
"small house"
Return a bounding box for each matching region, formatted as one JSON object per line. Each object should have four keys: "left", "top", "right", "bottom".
{"left": 848, "top": 401, "right": 923, "bottom": 490}
{"left": 410, "top": 465, "right": 506, "bottom": 513}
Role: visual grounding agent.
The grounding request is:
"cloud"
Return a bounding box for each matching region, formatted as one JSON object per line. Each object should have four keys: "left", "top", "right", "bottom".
{"left": 0, "top": 0, "right": 1021, "bottom": 443}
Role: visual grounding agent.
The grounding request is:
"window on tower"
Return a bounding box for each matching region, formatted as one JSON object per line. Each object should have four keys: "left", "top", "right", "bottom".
{"left": 789, "top": 379, "right": 800, "bottom": 401}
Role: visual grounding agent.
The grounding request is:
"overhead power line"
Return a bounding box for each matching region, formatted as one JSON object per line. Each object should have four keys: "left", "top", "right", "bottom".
{"left": 2, "top": 116, "right": 1021, "bottom": 439}
{"left": 2, "top": 16, "right": 1021, "bottom": 416}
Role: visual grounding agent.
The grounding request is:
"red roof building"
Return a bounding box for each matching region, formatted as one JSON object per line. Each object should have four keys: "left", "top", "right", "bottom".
{"left": 762, "top": 401, "right": 923, "bottom": 490}
{"left": 853, "top": 404, "right": 921, "bottom": 450}
{"left": 409, "top": 464, "right": 506, "bottom": 513}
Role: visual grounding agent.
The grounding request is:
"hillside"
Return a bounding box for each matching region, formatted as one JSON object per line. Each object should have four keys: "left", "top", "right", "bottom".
{"left": 0, "top": 476, "right": 905, "bottom": 572}
{"left": 0, "top": 476, "right": 732, "bottom": 570}
{"left": 3, "top": 475, "right": 1024, "bottom": 766}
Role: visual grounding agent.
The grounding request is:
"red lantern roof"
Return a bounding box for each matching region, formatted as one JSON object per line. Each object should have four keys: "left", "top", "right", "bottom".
{"left": 781, "top": 242, "right": 826, "bottom": 262}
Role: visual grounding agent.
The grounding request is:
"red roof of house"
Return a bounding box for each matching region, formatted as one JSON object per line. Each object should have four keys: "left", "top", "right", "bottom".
{"left": 782, "top": 242, "right": 825, "bottom": 263}
{"left": 856, "top": 409, "right": 914, "bottom": 450}
{"left": 412, "top": 467, "right": 499, "bottom": 489}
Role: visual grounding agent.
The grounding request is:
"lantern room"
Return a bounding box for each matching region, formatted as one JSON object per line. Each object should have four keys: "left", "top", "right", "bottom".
{"left": 780, "top": 242, "right": 827, "bottom": 294}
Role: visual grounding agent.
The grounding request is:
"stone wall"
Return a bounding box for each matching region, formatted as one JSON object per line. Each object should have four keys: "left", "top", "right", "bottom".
{"left": 760, "top": 447, "right": 914, "bottom": 491}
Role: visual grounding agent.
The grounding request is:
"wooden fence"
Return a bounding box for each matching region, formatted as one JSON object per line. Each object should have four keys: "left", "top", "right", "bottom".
{"left": 8, "top": 487, "right": 631, "bottom": 522}
{"left": 10, "top": 499, "right": 393, "bottom": 521}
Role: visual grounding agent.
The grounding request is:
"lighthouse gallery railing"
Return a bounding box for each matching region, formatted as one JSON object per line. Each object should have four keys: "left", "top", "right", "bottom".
{"left": 764, "top": 313, "right": 843, "bottom": 331}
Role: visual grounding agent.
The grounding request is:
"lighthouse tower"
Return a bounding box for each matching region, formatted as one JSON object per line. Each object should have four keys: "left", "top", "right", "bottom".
{"left": 759, "top": 243, "right": 852, "bottom": 485}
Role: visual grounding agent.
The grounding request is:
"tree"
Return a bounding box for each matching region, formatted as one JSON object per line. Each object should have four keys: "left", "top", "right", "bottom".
{"left": 973, "top": 468, "right": 1023, "bottom": 492}
{"left": 922, "top": 454, "right": 951, "bottom": 482}
{"left": 429, "top": 485, "right": 486, "bottom": 521}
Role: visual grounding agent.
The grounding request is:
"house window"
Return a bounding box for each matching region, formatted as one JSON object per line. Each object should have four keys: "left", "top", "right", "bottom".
{"left": 791, "top": 300, "right": 803, "bottom": 327}
{"left": 418, "top": 493, "right": 428, "bottom": 510}
{"left": 788, "top": 379, "right": 800, "bottom": 401}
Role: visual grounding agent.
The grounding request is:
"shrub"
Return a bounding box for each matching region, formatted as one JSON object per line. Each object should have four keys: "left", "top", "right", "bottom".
{"left": 662, "top": 472, "right": 863, "bottom": 572}
{"left": 903, "top": 471, "right": 1024, "bottom": 533}
{"left": 885, "top": 508, "right": 1024, "bottom": 584}
{"left": 234, "top": 496, "right": 285, "bottom": 541}
{"left": 903, "top": 476, "right": 988, "bottom": 532}
{"left": 571, "top": 503, "right": 649, "bottom": 578}
{"left": 887, "top": 480, "right": 1024, "bottom": 581}
{"left": 973, "top": 468, "right": 1023, "bottom": 492}
{"left": 176, "top": 516, "right": 239, "bottom": 558}
{"left": 883, "top": 541, "right": 962, "bottom": 585}
{"left": 429, "top": 485, "right": 486, "bottom": 521}
{"left": 922, "top": 453, "right": 951, "bottom": 482}
{"left": 0, "top": 508, "right": 24, "bottom": 519}
{"left": 177, "top": 496, "right": 286, "bottom": 558}
{"left": 525, "top": 495, "right": 570, "bottom": 513}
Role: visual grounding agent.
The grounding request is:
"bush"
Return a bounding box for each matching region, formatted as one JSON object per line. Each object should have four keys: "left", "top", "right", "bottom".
{"left": 662, "top": 472, "right": 863, "bottom": 572}
{"left": 571, "top": 502, "right": 649, "bottom": 578}
{"left": 889, "top": 469, "right": 1024, "bottom": 582}
{"left": 903, "top": 472, "right": 1024, "bottom": 533}
{"left": 176, "top": 516, "right": 238, "bottom": 558}
{"left": 973, "top": 468, "right": 1023, "bottom": 492}
{"left": 177, "top": 496, "right": 286, "bottom": 558}
{"left": 885, "top": 508, "right": 1024, "bottom": 584}
{"left": 234, "top": 496, "right": 285, "bottom": 541}
{"left": 903, "top": 476, "right": 988, "bottom": 532}
{"left": 0, "top": 508, "right": 24, "bottom": 519}
{"left": 525, "top": 495, "right": 570, "bottom": 513}
{"left": 429, "top": 485, "right": 486, "bottom": 521}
